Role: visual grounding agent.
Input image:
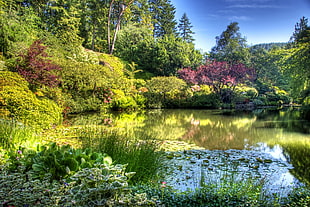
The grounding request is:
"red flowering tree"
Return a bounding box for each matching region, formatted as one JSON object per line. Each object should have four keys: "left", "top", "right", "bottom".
{"left": 16, "top": 40, "right": 61, "bottom": 88}
{"left": 178, "top": 60, "right": 256, "bottom": 98}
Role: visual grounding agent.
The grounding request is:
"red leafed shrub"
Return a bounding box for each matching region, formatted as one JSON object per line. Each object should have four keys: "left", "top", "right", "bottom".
{"left": 178, "top": 60, "right": 256, "bottom": 94}
{"left": 16, "top": 40, "right": 61, "bottom": 88}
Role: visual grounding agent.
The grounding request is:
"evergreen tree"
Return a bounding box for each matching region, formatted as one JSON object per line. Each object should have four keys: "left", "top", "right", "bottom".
{"left": 178, "top": 13, "right": 194, "bottom": 43}
{"left": 210, "top": 22, "right": 250, "bottom": 64}
{"left": 149, "top": 0, "right": 177, "bottom": 38}
{"left": 290, "top": 16, "right": 310, "bottom": 44}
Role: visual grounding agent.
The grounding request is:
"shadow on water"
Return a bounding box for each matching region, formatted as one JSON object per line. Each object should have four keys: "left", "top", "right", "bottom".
{"left": 65, "top": 108, "right": 310, "bottom": 187}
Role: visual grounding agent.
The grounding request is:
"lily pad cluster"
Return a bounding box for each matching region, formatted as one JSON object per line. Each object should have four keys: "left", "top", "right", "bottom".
{"left": 160, "top": 149, "right": 298, "bottom": 195}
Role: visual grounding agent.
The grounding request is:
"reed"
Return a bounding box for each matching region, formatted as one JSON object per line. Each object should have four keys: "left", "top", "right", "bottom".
{"left": 75, "top": 126, "right": 162, "bottom": 182}
{"left": 0, "top": 119, "right": 36, "bottom": 150}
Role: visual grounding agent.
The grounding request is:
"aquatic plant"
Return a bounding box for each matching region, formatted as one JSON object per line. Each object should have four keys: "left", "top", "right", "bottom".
{"left": 76, "top": 126, "right": 162, "bottom": 182}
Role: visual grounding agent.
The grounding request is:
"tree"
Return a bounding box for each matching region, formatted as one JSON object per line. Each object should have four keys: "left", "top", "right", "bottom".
{"left": 250, "top": 47, "right": 289, "bottom": 92}
{"left": 149, "top": 0, "right": 177, "bottom": 38}
{"left": 79, "top": 0, "right": 109, "bottom": 52}
{"left": 281, "top": 17, "right": 310, "bottom": 102}
{"left": 290, "top": 16, "right": 310, "bottom": 44}
{"left": 108, "top": 0, "right": 135, "bottom": 54}
{"left": 210, "top": 22, "right": 250, "bottom": 64}
{"left": 178, "top": 61, "right": 256, "bottom": 100}
{"left": 16, "top": 40, "right": 61, "bottom": 89}
{"left": 178, "top": 13, "right": 194, "bottom": 43}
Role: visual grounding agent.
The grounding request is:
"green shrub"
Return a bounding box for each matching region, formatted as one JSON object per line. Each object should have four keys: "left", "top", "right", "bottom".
{"left": 187, "top": 93, "right": 221, "bottom": 109}
{"left": 0, "top": 170, "right": 64, "bottom": 206}
{"left": 145, "top": 76, "right": 187, "bottom": 109}
{"left": 0, "top": 71, "right": 62, "bottom": 130}
{"left": 0, "top": 163, "right": 155, "bottom": 206}
{"left": 6, "top": 142, "right": 112, "bottom": 181}
{"left": 62, "top": 164, "right": 155, "bottom": 206}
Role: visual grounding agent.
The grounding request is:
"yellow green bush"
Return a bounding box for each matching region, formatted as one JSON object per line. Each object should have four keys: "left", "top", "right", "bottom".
{"left": 0, "top": 71, "right": 62, "bottom": 130}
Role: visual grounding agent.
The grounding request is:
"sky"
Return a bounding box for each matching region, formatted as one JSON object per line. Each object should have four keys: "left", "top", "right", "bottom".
{"left": 170, "top": 0, "right": 310, "bottom": 52}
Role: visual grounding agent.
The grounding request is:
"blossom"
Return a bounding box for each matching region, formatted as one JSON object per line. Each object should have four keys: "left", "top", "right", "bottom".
{"left": 161, "top": 181, "right": 167, "bottom": 188}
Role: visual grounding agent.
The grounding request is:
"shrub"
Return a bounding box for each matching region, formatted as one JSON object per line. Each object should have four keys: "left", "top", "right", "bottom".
{"left": 16, "top": 40, "right": 61, "bottom": 89}
{"left": 111, "top": 89, "right": 141, "bottom": 111}
{"left": 0, "top": 71, "right": 62, "bottom": 130}
{"left": 186, "top": 93, "right": 221, "bottom": 109}
{"left": 0, "top": 163, "right": 155, "bottom": 206}
{"left": 6, "top": 142, "right": 113, "bottom": 181}
{"left": 62, "top": 164, "right": 155, "bottom": 206}
{"left": 145, "top": 76, "right": 187, "bottom": 108}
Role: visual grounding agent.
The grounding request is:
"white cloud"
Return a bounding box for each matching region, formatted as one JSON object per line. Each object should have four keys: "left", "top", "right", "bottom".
{"left": 225, "top": 0, "right": 273, "bottom": 2}
{"left": 229, "top": 16, "right": 253, "bottom": 21}
{"left": 227, "top": 4, "right": 283, "bottom": 9}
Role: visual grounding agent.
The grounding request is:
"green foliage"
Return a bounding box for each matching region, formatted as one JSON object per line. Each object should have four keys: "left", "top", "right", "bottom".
{"left": 210, "top": 22, "right": 250, "bottom": 64}
{"left": 0, "top": 163, "right": 155, "bottom": 206}
{"left": 111, "top": 89, "right": 140, "bottom": 111}
{"left": 62, "top": 164, "right": 155, "bottom": 206}
{"left": 187, "top": 93, "right": 221, "bottom": 109}
{"left": 0, "top": 6, "right": 40, "bottom": 58}
{"left": 0, "top": 71, "right": 62, "bottom": 130}
{"left": 115, "top": 25, "right": 203, "bottom": 76}
{"left": 144, "top": 76, "right": 187, "bottom": 108}
{"left": 7, "top": 142, "right": 112, "bottom": 181}
{"left": 0, "top": 119, "right": 36, "bottom": 152}
{"left": 57, "top": 54, "right": 131, "bottom": 113}
{"left": 76, "top": 127, "right": 162, "bottom": 182}
{"left": 178, "top": 13, "right": 195, "bottom": 43}
{"left": 286, "top": 187, "right": 310, "bottom": 206}
{"left": 0, "top": 170, "right": 64, "bottom": 206}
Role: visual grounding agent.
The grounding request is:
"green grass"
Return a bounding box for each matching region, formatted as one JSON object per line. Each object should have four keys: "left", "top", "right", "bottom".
{"left": 0, "top": 119, "right": 37, "bottom": 150}
{"left": 75, "top": 126, "right": 163, "bottom": 182}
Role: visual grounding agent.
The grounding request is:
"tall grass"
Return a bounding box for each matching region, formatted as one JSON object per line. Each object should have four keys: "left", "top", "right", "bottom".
{"left": 0, "top": 119, "right": 36, "bottom": 150}
{"left": 75, "top": 126, "right": 163, "bottom": 182}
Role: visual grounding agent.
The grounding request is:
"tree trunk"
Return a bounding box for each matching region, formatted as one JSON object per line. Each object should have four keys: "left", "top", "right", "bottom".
{"left": 108, "top": 0, "right": 134, "bottom": 55}
{"left": 107, "top": 0, "right": 115, "bottom": 53}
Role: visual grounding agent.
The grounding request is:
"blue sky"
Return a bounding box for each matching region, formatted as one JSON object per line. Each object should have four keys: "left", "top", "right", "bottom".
{"left": 171, "top": 0, "right": 310, "bottom": 52}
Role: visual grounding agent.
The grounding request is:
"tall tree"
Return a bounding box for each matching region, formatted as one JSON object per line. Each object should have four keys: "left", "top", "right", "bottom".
{"left": 178, "top": 13, "right": 194, "bottom": 43}
{"left": 290, "top": 16, "right": 310, "bottom": 44}
{"left": 210, "top": 22, "right": 249, "bottom": 64}
{"left": 107, "top": 0, "right": 134, "bottom": 54}
{"left": 79, "top": 0, "right": 109, "bottom": 52}
{"left": 149, "top": 0, "right": 177, "bottom": 38}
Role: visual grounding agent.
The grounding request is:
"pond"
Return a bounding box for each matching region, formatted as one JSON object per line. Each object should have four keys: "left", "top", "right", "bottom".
{"left": 66, "top": 108, "right": 310, "bottom": 194}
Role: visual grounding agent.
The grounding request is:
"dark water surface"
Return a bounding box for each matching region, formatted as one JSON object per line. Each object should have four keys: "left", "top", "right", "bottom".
{"left": 67, "top": 108, "right": 310, "bottom": 190}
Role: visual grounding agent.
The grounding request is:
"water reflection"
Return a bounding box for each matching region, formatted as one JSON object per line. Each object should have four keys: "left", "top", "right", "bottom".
{"left": 65, "top": 108, "right": 310, "bottom": 185}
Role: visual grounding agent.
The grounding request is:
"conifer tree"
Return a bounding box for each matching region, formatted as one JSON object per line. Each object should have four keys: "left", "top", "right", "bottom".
{"left": 149, "top": 0, "right": 177, "bottom": 38}
{"left": 178, "top": 13, "right": 195, "bottom": 43}
{"left": 290, "top": 16, "right": 310, "bottom": 44}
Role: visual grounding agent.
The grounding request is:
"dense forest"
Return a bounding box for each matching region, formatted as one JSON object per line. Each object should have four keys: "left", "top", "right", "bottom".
{"left": 0, "top": 0, "right": 310, "bottom": 130}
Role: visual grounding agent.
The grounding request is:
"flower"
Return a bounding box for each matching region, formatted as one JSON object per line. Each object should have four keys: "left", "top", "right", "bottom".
{"left": 161, "top": 181, "right": 167, "bottom": 188}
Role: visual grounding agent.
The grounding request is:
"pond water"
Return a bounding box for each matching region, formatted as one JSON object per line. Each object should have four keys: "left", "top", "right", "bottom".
{"left": 66, "top": 108, "right": 310, "bottom": 193}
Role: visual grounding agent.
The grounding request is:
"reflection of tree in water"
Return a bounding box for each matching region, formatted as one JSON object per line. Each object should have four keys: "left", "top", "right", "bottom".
{"left": 181, "top": 116, "right": 257, "bottom": 150}
{"left": 282, "top": 143, "right": 310, "bottom": 185}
